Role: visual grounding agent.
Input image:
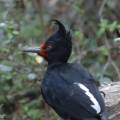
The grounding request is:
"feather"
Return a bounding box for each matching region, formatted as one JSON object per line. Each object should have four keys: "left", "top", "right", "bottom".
{"left": 51, "top": 19, "right": 66, "bottom": 37}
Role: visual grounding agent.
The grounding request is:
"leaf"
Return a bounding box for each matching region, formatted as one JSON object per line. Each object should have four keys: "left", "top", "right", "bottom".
{"left": 109, "top": 21, "right": 120, "bottom": 32}
{"left": 12, "top": 30, "right": 19, "bottom": 35}
{"left": 99, "top": 46, "right": 109, "bottom": 56}
{"left": 74, "top": 31, "right": 83, "bottom": 39}
{"left": 114, "top": 37, "right": 120, "bottom": 42}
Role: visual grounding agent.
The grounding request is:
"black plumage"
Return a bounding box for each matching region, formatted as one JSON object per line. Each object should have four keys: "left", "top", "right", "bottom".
{"left": 24, "top": 20, "right": 107, "bottom": 120}
{"left": 41, "top": 63, "right": 107, "bottom": 120}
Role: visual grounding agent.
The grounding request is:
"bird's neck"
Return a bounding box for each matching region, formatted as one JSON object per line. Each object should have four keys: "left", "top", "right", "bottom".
{"left": 48, "top": 61, "right": 66, "bottom": 68}
{"left": 48, "top": 59, "right": 67, "bottom": 65}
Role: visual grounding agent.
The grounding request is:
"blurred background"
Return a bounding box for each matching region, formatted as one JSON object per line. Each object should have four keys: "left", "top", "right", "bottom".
{"left": 0, "top": 0, "right": 120, "bottom": 120}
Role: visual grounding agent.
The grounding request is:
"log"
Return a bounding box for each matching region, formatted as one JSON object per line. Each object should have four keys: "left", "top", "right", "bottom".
{"left": 100, "top": 82, "right": 120, "bottom": 120}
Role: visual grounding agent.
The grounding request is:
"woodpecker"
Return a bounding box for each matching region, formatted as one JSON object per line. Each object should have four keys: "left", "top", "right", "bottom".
{"left": 23, "top": 20, "right": 107, "bottom": 120}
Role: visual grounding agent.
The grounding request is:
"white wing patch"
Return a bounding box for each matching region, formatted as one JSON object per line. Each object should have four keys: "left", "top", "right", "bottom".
{"left": 74, "top": 82, "right": 101, "bottom": 114}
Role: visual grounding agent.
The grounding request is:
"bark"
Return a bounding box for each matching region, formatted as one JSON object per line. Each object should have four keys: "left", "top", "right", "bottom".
{"left": 100, "top": 82, "right": 120, "bottom": 120}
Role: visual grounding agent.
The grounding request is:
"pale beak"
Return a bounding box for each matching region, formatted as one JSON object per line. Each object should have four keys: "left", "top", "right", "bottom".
{"left": 23, "top": 43, "right": 48, "bottom": 58}
{"left": 23, "top": 47, "right": 44, "bottom": 64}
{"left": 23, "top": 47, "right": 40, "bottom": 54}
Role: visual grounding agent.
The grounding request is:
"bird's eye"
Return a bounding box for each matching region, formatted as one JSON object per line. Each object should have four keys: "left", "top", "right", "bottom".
{"left": 47, "top": 45, "right": 53, "bottom": 51}
{"left": 48, "top": 45, "right": 52, "bottom": 48}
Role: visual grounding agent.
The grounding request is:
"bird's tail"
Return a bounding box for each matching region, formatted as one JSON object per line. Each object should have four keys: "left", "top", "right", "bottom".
{"left": 97, "top": 112, "right": 108, "bottom": 120}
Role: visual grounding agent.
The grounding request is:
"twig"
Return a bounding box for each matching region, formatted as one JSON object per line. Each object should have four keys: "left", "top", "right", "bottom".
{"left": 101, "top": 33, "right": 120, "bottom": 81}
{"left": 100, "top": 60, "right": 110, "bottom": 80}
{"left": 111, "top": 61, "right": 120, "bottom": 81}
{"left": 98, "top": 0, "right": 108, "bottom": 18}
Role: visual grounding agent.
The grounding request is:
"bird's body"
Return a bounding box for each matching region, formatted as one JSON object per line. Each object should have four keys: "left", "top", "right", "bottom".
{"left": 23, "top": 20, "right": 107, "bottom": 120}
{"left": 41, "top": 63, "right": 105, "bottom": 120}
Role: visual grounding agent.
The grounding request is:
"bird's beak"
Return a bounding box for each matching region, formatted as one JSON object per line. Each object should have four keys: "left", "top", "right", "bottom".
{"left": 23, "top": 47, "right": 45, "bottom": 64}
{"left": 23, "top": 47, "right": 40, "bottom": 54}
{"left": 23, "top": 42, "right": 48, "bottom": 58}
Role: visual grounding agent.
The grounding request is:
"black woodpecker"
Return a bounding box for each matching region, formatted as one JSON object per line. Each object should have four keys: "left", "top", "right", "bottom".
{"left": 23, "top": 20, "right": 108, "bottom": 120}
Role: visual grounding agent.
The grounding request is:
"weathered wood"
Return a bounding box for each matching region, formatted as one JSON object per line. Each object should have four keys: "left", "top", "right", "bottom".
{"left": 100, "top": 82, "right": 120, "bottom": 120}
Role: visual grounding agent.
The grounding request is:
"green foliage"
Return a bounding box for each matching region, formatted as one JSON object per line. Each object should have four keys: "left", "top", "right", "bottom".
{"left": 23, "top": 104, "right": 41, "bottom": 120}
{"left": 114, "top": 37, "right": 120, "bottom": 46}
{"left": 20, "top": 19, "right": 43, "bottom": 39}
{"left": 1, "top": 20, "right": 19, "bottom": 43}
{"left": 50, "top": 112, "right": 58, "bottom": 120}
{"left": 97, "top": 19, "right": 120, "bottom": 37}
